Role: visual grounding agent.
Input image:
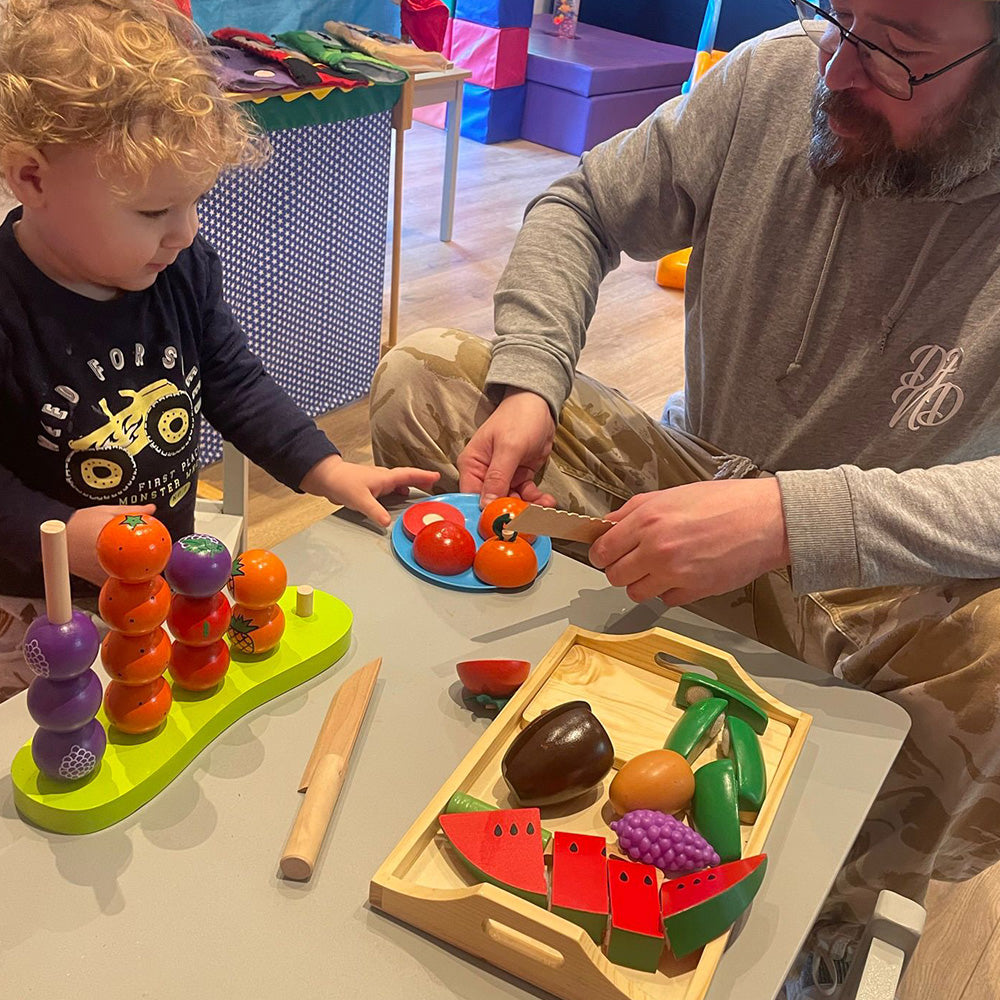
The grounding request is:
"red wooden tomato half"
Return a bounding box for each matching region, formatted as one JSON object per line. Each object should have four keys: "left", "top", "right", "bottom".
{"left": 456, "top": 659, "right": 530, "bottom": 697}
{"left": 473, "top": 535, "right": 538, "bottom": 589}
{"left": 402, "top": 501, "right": 466, "bottom": 541}
{"left": 412, "top": 521, "right": 476, "bottom": 576}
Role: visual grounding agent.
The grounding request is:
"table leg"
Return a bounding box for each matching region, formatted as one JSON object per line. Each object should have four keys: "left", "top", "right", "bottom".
{"left": 440, "top": 85, "right": 463, "bottom": 243}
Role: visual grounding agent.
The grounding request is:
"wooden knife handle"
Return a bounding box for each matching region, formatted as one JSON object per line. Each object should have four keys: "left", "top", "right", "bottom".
{"left": 279, "top": 753, "right": 347, "bottom": 881}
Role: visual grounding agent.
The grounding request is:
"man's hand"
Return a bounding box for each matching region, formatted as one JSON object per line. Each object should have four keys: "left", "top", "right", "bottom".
{"left": 66, "top": 503, "right": 157, "bottom": 586}
{"left": 588, "top": 478, "right": 790, "bottom": 606}
{"left": 457, "top": 388, "right": 557, "bottom": 508}
{"left": 300, "top": 455, "right": 440, "bottom": 528}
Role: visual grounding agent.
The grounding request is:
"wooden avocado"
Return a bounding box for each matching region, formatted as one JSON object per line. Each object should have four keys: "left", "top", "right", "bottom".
{"left": 502, "top": 700, "right": 614, "bottom": 806}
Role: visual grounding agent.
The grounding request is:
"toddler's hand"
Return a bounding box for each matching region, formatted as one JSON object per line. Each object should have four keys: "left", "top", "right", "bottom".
{"left": 300, "top": 455, "right": 439, "bottom": 528}
{"left": 66, "top": 504, "right": 157, "bottom": 586}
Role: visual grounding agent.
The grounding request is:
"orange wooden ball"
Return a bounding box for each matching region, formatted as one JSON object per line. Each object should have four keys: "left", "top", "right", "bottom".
{"left": 96, "top": 513, "right": 171, "bottom": 582}
{"left": 103, "top": 676, "right": 172, "bottom": 734}
{"left": 227, "top": 549, "right": 287, "bottom": 609}
{"left": 227, "top": 603, "right": 285, "bottom": 656}
{"left": 101, "top": 626, "right": 171, "bottom": 685}
{"left": 99, "top": 575, "right": 170, "bottom": 635}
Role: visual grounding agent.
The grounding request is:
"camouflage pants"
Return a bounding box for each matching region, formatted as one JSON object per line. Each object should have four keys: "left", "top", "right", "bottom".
{"left": 370, "top": 328, "right": 1000, "bottom": 957}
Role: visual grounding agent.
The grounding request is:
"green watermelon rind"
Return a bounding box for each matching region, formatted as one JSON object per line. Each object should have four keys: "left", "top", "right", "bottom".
{"left": 439, "top": 810, "right": 548, "bottom": 909}
{"left": 606, "top": 926, "right": 664, "bottom": 973}
{"left": 462, "top": 857, "right": 547, "bottom": 909}
{"left": 662, "top": 856, "right": 768, "bottom": 958}
{"left": 551, "top": 904, "right": 607, "bottom": 946}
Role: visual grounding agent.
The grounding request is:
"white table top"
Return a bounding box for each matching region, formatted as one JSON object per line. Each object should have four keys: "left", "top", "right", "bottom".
{"left": 0, "top": 508, "right": 910, "bottom": 1000}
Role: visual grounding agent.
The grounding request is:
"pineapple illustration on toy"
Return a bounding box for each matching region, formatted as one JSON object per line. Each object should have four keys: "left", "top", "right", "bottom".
{"left": 97, "top": 513, "right": 174, "bottom": 734}
{"left": 226, "top": 549, "right": 287, "bottom": 656}
{"left": 165, "top": 533, "right": 233, "bottom": 691}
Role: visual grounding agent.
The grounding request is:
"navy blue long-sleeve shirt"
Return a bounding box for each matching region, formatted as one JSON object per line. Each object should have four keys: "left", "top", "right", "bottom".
{"left": 0, "top": 208, "right": 338, "bottom": 597}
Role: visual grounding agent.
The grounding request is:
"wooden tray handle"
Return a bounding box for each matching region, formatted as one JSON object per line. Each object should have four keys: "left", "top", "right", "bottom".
{"left": 578, "top": 628, "right": 783, "bottom": 715}
{"left": 483, "top": 918, "right": 565, "bottom": 969}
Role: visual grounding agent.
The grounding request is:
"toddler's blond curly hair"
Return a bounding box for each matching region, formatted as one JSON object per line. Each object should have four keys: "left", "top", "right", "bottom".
{"left": 0, "top": 0, "right": 267, "bottom": 192}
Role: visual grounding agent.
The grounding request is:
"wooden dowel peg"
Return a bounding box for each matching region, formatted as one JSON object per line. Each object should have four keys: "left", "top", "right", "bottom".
{"left": 295, "top": 585, "right": 314, "bottom": 618}
{"left": 40, "top": 520, "right": 72, "bottom": 625}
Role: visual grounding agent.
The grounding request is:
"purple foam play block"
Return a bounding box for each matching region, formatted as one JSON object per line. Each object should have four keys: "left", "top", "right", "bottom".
{"left": 521, "top": 80, "right": 682, "bottom": 156}
{"left": 526, "top": 15, "right": 694, "bottom": 97}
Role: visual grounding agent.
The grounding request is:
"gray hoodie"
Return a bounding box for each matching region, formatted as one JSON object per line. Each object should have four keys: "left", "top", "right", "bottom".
{"left": 487, "top": 25, "right": 1000, "bottom": 595}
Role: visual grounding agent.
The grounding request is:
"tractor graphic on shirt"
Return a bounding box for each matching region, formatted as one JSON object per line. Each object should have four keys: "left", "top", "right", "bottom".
{"left": 65, "top": 379, "right": 194, "bottom": 501}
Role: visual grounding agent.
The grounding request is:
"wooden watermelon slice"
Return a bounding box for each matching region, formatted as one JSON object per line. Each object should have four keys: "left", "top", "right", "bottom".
{"left": 439, "top": 808, "right": 547, "bottom": 908}
{"left": 660, "top": 853, "right": 768, "bottom": 958}
{"left": 606, "top": 858, "right": 664, "bottom": 972}
{"left": 550, "top": 831, "right": 609, "bottom": 945}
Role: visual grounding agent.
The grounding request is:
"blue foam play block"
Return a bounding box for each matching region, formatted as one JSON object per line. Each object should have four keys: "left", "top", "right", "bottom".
{"left": 454, "top": 0, "right": 534, "bottom": 29}
{"left": 458, "top": 82, "right": 526, "bottom": 143}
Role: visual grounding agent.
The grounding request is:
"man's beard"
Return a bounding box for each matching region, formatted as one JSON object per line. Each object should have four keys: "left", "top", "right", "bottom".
{"left": 808, "top": 60, "right": 1000, "bottom": 199}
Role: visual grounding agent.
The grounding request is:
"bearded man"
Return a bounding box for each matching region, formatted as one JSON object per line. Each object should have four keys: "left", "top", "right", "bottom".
{"left": 371, "top": 1, "right": 1000, "bottom": 994}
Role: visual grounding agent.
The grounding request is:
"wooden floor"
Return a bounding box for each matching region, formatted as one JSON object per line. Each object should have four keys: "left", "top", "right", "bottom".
{"left": 5, "top": 119, "right": 996, "bottom": 995}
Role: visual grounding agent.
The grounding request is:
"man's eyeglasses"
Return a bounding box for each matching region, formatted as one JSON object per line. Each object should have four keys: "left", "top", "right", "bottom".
{"left": 791, "top": 0, "right": 997, "bottom": 100}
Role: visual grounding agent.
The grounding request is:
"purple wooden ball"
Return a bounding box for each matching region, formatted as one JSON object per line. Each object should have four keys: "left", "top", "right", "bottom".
{"left": 164, "top": 534, "right": 231, "bottom": 598}
{"left": 31, "top": 718, "right": 107, "bottom": 782}
{"left": 27, "top": 671, "right": 103, "bottom": 732}
{"left": 22, "top": 611, "right": 100, "bottom": 680}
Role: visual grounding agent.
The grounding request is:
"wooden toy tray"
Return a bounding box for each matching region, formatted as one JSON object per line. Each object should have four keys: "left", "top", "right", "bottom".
{"left": 370, "top": 625, "right": 811, "bottom": 1000}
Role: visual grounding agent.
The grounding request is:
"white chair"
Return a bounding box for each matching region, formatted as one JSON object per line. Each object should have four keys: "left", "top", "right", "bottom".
{"left": 194, "top": 441, "right": 248, "bottom": 557}
{"left": 837, "top": 890, "right": 926, "bottom": 1000}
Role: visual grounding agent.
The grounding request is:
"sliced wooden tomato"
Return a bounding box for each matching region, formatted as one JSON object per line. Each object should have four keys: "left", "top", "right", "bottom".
{"left": 478, "top": 497, "right": 536, "bottom": 543}
{"left": 473, "top": 535, "right": 538, "bottom": 589}
{"left": 456, "top": 659, "right": 530, "bottom": 697}
{"left": 402, "top": 501, "right": 466, "bottom": 541}
{"left": 412, "top": 521, "right": 476, "bottom": 576}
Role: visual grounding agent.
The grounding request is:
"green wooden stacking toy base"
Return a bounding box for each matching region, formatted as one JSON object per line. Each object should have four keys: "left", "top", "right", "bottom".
{"left": 11, "top": 587, "right": 352, "bottom": 835}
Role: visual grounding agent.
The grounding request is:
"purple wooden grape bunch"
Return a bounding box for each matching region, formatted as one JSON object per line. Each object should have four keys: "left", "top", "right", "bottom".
{"left": 24, "top": 521, "right": 108, "bottom": 783}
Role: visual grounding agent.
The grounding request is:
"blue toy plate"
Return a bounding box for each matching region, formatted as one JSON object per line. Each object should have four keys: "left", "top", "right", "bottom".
{"left": 391, "top": 493, "right": 552, "bottom": 592}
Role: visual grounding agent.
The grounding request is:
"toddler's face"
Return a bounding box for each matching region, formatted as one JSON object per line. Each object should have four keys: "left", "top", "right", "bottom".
{"left": 32, "top": 145, "right": 216, "bottom": 293}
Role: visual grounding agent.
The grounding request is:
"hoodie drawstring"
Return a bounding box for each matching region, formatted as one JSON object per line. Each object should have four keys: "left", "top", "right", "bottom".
{"left": 878, "top": 205, "right": 954, "bottom": 353}
{"left": 779, "top": 199, "right": 850, "bottom": 381}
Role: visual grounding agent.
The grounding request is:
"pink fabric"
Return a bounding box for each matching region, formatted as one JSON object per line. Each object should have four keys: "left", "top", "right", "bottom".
{"left": 413, "top": 102, "right": 448, "bottom": 129}
{"left": 446, "top": 18, "right": 529, "bottom": 90}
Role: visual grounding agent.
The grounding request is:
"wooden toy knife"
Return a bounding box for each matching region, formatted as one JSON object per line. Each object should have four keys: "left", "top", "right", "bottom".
{"left": 504, "top": 505, "right": 614, "bottom": 544}
{"left": 279, "top": 656, "right": 381, "bottom": 881}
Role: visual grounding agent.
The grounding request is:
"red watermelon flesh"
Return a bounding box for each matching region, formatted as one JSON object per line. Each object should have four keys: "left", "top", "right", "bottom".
{"left": 439, "top": 808, "right": 547, "bottom": 907}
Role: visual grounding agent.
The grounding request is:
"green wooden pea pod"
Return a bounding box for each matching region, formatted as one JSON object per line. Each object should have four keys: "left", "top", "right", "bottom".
{"left": 690, "top": 758, "right": 742, "bottom": 864}
{"left": 663, "top": 697, "right": 727, "bottom": 761}
{"left": 722, "top": 715, "right": 767, "bottom": 822}
{"left": 674, "top": 672, "right": 769, "bottom": 735}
